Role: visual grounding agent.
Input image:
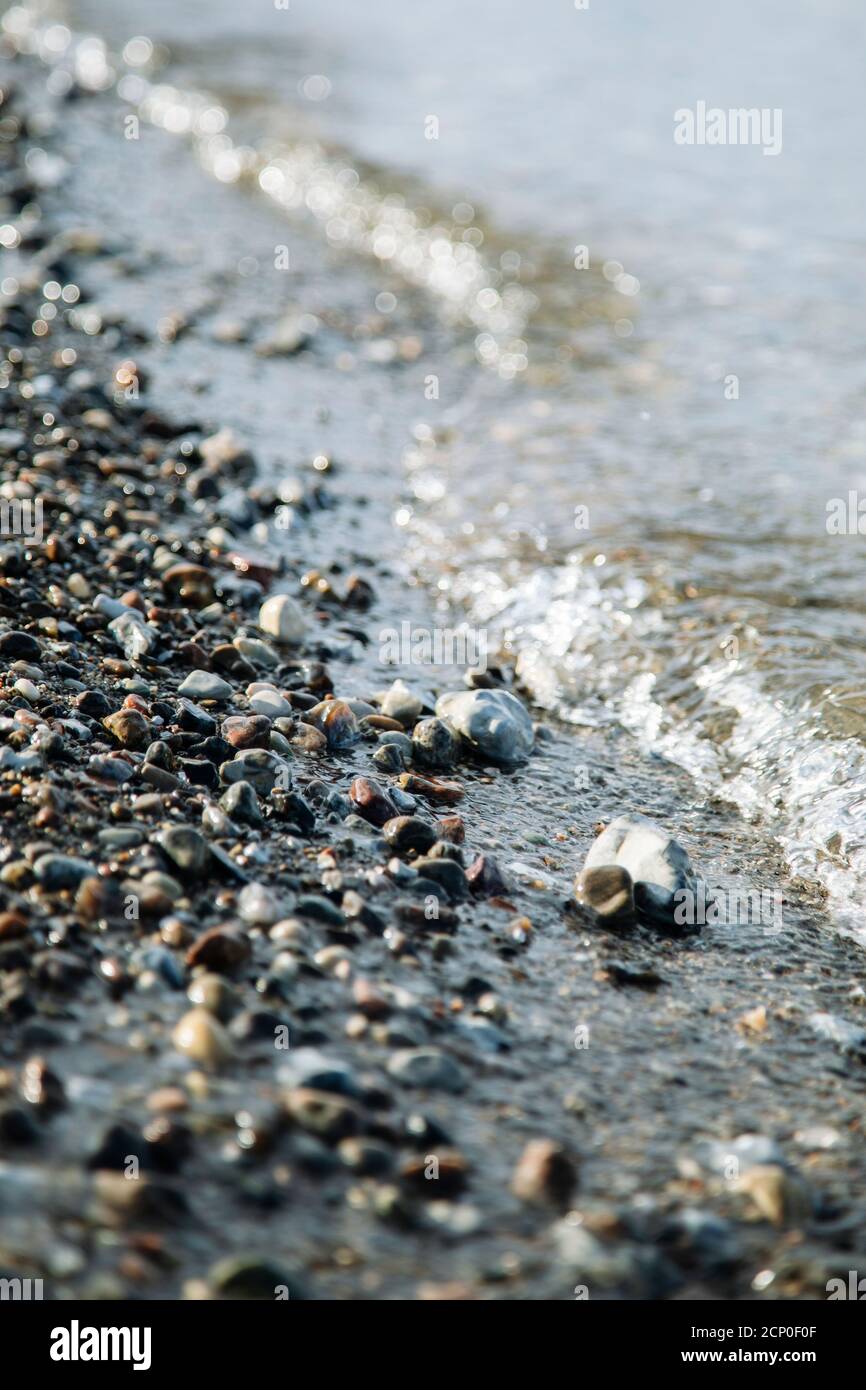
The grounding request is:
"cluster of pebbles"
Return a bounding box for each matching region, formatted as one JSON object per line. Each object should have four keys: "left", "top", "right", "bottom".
{"left": 0, "top": 68, "right": 598, "bottom": 1299}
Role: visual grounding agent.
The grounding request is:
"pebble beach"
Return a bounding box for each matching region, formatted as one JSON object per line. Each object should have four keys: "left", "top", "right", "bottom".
{"left": 2, "top": 8, "right": 866, "bottom": 1307}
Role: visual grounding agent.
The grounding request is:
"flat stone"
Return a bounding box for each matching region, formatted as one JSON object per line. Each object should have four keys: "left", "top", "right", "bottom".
{"left": 387, "top": 1047, "right": 465, "bottom": 1093}
{"left": 178, "top": 671, "right": 234, "bottom": 701}
{"left": 33, "top": 854, "right": 95, "bottom": 891}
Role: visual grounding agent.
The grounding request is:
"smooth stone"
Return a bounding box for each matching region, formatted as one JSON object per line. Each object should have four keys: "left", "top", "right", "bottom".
{"left": 220, "top": 748, "right": 291, "bottom": 795}
{"left": 276, "top": 1048, "right": 360, "bottom": 1097}
{"left": 379, "top": 679, "right": 423, "bottom": 726}
{"left": 412, "top": 717, "right": 459, "bottom": 770}
{"left": 583, "top": 814, "right": 694, "bottom": 922}
{"left": 306, "top": 699, "right": 359, "bottom": 750}
{"left": 284, "top": 1088, "right": 358, "bottom": 1142}
{"left": 383, "top": 816, "right": 437, "bottom": 855}
{"left": 202, "top": 803, "right": 239, "bottom": 837}
{"left": 162, "top": 562, "right": 216, "bottom": 610}
{"left": 248, "top": 687, "right": 291, "bottom": 719}
{"left": 186, "top": 927, "right": 251, "bottom": 973}
{"left": 435, "top": 688, "right": 534, "bottom": 765}
{"left": 258, "top": 594, "right": 307, "bottom": 643}
{"left": 220, "top": 780, "right": 262, "bottom": 826}
{"left": 574, "top": 864, "right": 635, "bottom": 923}
{"left": 233, "top": 636, "right": 279, "bottom": 669}
{"left": 0, "top": 631, "right": 42, "bottom": 660}
{"left": 88, "top": 754, "right": 133, "bottom": 783}
{"left": 386, "top": 1047, "right": 465, "bottom": 1093}
{"left": 237, "top": 881, "right": 283, "bottom": 927}
{"left": 412, "top": 856, "right": 468, "bottom": 901}
{"left": 222, "top": 714, "right": 272, "bottom": 749}
{"left": 372, "top": 743, "right": 405, "bottom": 774}
{"left": 103, "top": 708, "right": 150, "bottom": 749}
{"left": 156, "top": 826, "right": 210, "bottom": 879}
{"left": 349, "top": 776, "right": 396, "bottom": 827}
{"left": 33, "top": 854, "right": 95, "bottom": 890}
{"left": 172, "top": 1008, "right": 232, "bottom": 1067}
{"left": 178, "top": 671, "right": 234, "bottom": 701}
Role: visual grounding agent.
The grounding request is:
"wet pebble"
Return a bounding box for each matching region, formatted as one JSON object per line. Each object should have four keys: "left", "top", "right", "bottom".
{"left": 172, "top": 1008, "right": 233, "bottom": 1067}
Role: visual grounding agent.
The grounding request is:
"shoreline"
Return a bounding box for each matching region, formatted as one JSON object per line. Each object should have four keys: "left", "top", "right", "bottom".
{"left": 2, "top": 43, "right": 866, "bottom": 1303}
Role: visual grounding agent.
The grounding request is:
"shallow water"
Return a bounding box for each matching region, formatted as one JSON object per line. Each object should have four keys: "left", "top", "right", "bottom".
{"left": 8, "top": 0, "right": 866, "bottom": 927}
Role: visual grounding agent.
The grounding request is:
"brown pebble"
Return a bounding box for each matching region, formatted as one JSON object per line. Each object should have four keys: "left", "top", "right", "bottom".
{"left": 162, "top": 562, "right": 216, "bottom": 610}
{"left": 103, "top": 708, "right": 151, "bottom": 750}
{"left": 397, "top": 773, "right": 464, "bottom": 804}
{"left": 349, "top": 776, "right": 396, "bottom": 826}
{"left": 186, "top": 926, "right": 251, "bottom": 974}
{"left": 291, "top": 724, "right": 327, "bottom": 753}
{"left": 352, "top": 978, "right": 390, "bottom": 1019}
{"left": 511, "top": 1138, "right": 577, "bottom": 1208}
{"left": 222, "top": 714, "right": 272, "bottom": 749}
{"left": 172, "top": 1008, "right": 233, "bottom": 1067}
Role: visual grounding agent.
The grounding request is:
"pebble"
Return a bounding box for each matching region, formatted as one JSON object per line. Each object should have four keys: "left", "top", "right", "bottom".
{"left": 574, "top": 864, "right": 635, "bottom": 924}
{"left": 379, "top": 679, "right": 423, "bottom": 726}
{"left": 435, "top": 688, "right": 534, "bottom": 765}
{"left": 157, "top": 826, "right": 211, "bottom": 879}
{"left": 466, "top": 853, "right": 509, "bottom": 898}
{"left": 284, "top": 1087, "right": 359, "bottom": 1141}
{"left": 172, "top": 1008, "right": 233, "bottom": 1067}
{"left": 349, "top": 776, "right": 396, "bottom": 826}
{"left": 511, "top": 1139, "right": 577, "bottom": 1208}
{"left": 103, "top": 708, "right": 150, "bottom": 749}
{"left": 178, "top": 671, "right": 234, "bottom": 702}
{"left": 33, "top": 853, "right": 95, "bottom": 891}
{"left": 383, "top": 816, "right": 437, "bottom": 855}
{"left": 0, "top": 631, "right": 41, "bottom": 660}
{"left": 186, "top": 926, "right": 251, "bottom": 974}
{"left": 233, "top": 636, "right": 279, "bottom": 669}
{"left": 412, "top": 717, "right": 459, "bottom": 770}
{"left": 277, "top": 1048, "right": 360, "bottom": 1097}
{"left": 583, "top": 815, "right": 694, "bottom": 925}
{"left": 387, "top": 1048, "right": 465, "bottom": 1093}
{"left": 306, "top": 699, "right": 360, "bottom": 749}
{"left": 220, "top": 781, "right": 262, "bottom": 826}
{"left": 258, "top": 594, "right": 307, "bottom": 643}
{"left": 248, "top": 686, "right": 291, "bottom": 719}
{"left": 162, "top": 562, "right": 216, "bottom": 610}
{"left": 220, "top": 749, "right": 291, "bottom": 795}
{"left": 237, "top": 881, "right": 283, "bottom": 927}
{"left": 222, "top": 714, "right": 272, "bottom": 749}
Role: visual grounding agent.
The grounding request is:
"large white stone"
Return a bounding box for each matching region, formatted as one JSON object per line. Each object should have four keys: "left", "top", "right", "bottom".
{"left": 258, "top": 593, "right": 307, "bottom": 643}
{"left": 583, "top": 814, "right": 695, "bottom": 922}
